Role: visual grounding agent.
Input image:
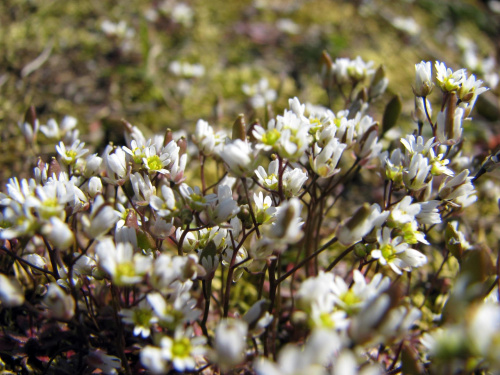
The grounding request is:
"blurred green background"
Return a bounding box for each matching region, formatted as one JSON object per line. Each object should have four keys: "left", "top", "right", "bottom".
{"left": 1, "top": 0, "right": 499, "bottom": 183}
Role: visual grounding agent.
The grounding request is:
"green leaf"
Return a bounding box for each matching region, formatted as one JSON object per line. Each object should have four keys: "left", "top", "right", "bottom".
{"left": 382, "top": 95, "right": 402, "bottom": 135}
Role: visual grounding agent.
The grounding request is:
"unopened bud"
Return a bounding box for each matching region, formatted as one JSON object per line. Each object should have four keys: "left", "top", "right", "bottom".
{"left": 232, "top": 114, "right": 247, "bottom": 141}
{"left": 199, "top": 241, "right": 219, "bottom": 277}
{"left": 369, "top": 65, "right": 388, "bottom": 100}
{"left": 177, "top": 136, "right": 187, "bottom": 156}
{"left": 48, "top": 158, "right": 62, "bottom": 179}
{"left": 237, "top": 204, "right": 253, "bottom": 229}
{"left": 180, "top": 208, "right": 194, "bottom": 226}
{"left": 337, "top": 203, "right": 387, "bottom": 246}
{"left": 163, "top": 128, "right": 173, "bottom": 147}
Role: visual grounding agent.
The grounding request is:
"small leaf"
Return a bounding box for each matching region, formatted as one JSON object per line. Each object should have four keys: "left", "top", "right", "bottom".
{"left": 402, "top": 344, "right": 425, "bottom": 375}
{"left": 382, "top": 95, "right": 402, "bottom": 135}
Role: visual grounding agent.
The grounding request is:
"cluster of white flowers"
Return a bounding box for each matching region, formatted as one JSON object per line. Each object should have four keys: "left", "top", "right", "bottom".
{"left": 1, "top": 54, "right": 498, "bottom": 374}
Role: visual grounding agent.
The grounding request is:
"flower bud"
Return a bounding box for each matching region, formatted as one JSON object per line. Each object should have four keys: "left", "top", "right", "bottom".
{"left": 88, "top": 176, "right": 103, "bottom": 198}
{"left": 42, "top": 217, "right": 75, "bottom": 251}
{"left": 445, "top": 222, "right": 470, "bottom": 260}
{"left": 199, "top": 241, "right": 219, "bottom": 277}
{"left": 337, "top": 203, "right": 388, "bottom": 246}
{"left": 214, "top": 318, "right": 248, "bottom": 370}
{"left": 83, "top": 154, "right": 102, "bottom": 178}
{"left": 163, "top": 128, "right": 173, "bottom": 147}
{"left": 43, "top": 283, "right": 75, "bottom": 320}
{"left": 413, "top": 97, "right": 432, "bottom": 124}
{"left": 0, "top": 274, "right": 25, "bottom": 307}
{"left": 232, "top": 114, "right": 247, "bottom": 141}
{"left": 413, "top": 61, "right": 433, "bottom": 97}
{"left": 369, "top": 65, "right": 388, "bottom": 99}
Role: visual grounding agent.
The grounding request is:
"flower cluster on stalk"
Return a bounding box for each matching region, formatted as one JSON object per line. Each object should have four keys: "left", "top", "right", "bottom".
{"left": 2, "top": 53, "right": 499, "bottom": 375}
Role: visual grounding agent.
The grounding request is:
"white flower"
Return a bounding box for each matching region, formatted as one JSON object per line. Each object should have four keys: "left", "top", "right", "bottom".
{"left": 0, "top": 274, "right": 25, "bottom": 307}
{"left": 130, "top": 172, "right": 156, "bottom": 205}
{"left": 332, "top": 350, "right": 382, "bottom": 375}
{"left": 161, "top": 327, "right": 206, "bottom": 372}
{"left": 102, "top": 145, "right": 129, "bottom": 185}
{"left": 371, "top": 227, "right": 427, "bottom": 274}
{"left": 389, "top": 196, "right": 421, "bottom": 225}
{"left": 392, "top": 16, "right": 421, "bottom": 36}
{"left": 40, "top": 116, "right": 77, "bottom": 140}
{"left": 180, "top": 184, "right": 217, "bottom": 211}
{"left": 87, "top": 349, "right": 121, "bottom": 375}
{"left": 193, "top": 119, "right": 216, "bottom": 155}
{"left": 332, "top": 57, "right": 351, "bottom": 84}
{"left": 101, "top": 20, "right": 134, "bottom": 39}
{"left": 83, "top": 153, "right": 103, "bottom": 177}
{"left": 87, "top": 176, "right": 103, "bottom": 198}
{"left": 467, "top": 302, "right": 500, "bottom": 360}
{"left": 18, "top": 117, "right": 39, "bottom": 144}
{"left": 414, "top": 61, "right": 433, "bottom": 97}
{"left": 460, "top": 76, "right": 489, "bottom": 119}
{"left": 169, "top": 61, "right": 205, "bottom": 78}
{"left": 120, "top": 300, "right": 158, "bottom": 338}
{"left": 400, "top": 135, "right": 435, "bottom": 156}
{"left": 262, "top": 197, "right": 303, "bottom": 246}
{"left": 142, "top": 144, "right": 171, "bottom": 175}
{"left": 379, "top": 305, "right": 422, "bottom": 340}
{"left": 56, "top": 140, "right": 88, "bottom": 165}
{"left": 435, "top": 61, "right": 466, "bottom": 92}
{"left": 215, "top": 318, "right": 248, "bottom": 370}
{"left": 209, "top": 185, "right": 240, "bottom": 224}
{"left": 337, "top": 203, "right": 388, "bottom": 246}
{"left": 5, "top": 177, "right": 36, "bottom": 204}
{"left": 141, "top": 327, "right": 205, "bottom": 373}
{"left": 255, "top": 329, "right": 341, "bottom": 375}
{"left": 255, "top": 161, "right": 280, "bottom": 190}
{"left": 438, "top": 169, "right": 477, "bottom": 207}
{"left": 253, "top": 192, "right": 277, "bottom": 224}
{"left": 310, "top": 139, "right": 346, "bottom": 178}
{"left": 283, "top": 166, "right": 308, "bottom": 197}
{"left": 347, "top": 56, "right": 375, "bottom": 82}
{"left": 41, "top": 216, "right": 74, "bottom": 250}
{"left": 150, "top": 217, "right": 175, "bottom": 239}
{"left": 150, "top": 184, "right": 176, "bottom": 217}
{"left": 219, "top": 139, "right": 256, "bottom": 177}
{"left": 296, "top": 271, "right": 336, "bottom": 310}
{"left": 253, "top": 118, "right": 283, "bottom": 152}
{"left": 82, "top": 195, "right": 119, "bottom": 239}
{"left": 381, "top": 148, "right": 404, "bottom": 185}
{"left": 43, "top": 283, "right": 75, "bottom": 320}
{"left": 416, "top": 200, "right": 441, "bottom": 225}
{"left": 140, "top": 345, "right": 167, "bottom": 374}
{"left": 242, "top": 78, "right": 277, "bottom": 109}
{"left": 331, "top": 270, "right": 390, "bottom": 315}
{"left": 95, "top": 238, "right": 152, "bottom": 285}
{"left": 403, "top": 153, "right": 431, "bottom": 191}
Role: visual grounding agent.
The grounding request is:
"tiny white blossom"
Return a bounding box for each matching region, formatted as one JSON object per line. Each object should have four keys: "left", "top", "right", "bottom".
{"left": 371, "top": 227, "right": 427, "bottom": 274}
{"left": 435, "top": 61, "right": 466, "bottom": 92}
{"left": 219, "top": 139, "right": 256, "bottom": 177}
{"left": 414, "top": 61, "right": 433, "bottom": 97}
{"left": 0, "top": 274, "right": 25, "bottom": 307}
{"left": 56, "top": 140, "right": 88, "bottom": 165}
{"left": 215, "top": 318, "right": 248, "bottom": 370}
{"left": 43, "top": 283, "right": 75, "bottom": 320}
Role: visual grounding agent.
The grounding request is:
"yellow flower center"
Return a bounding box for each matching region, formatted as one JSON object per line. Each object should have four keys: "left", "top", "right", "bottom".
{"left": 172, "top": 337, "right": 191, "bottom": 358}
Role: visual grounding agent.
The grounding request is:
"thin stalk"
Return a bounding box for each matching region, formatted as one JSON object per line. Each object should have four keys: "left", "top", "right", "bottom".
{"left": 241, "top": 177, "right": 260, "bottom": 237}
{"left": 110, "top": 285, "right": 132, "bottom": 375}
{"left": 278, "top": 237, "right": 338, "bottom": 284}
{"left": 223, "top": 231, "right": 239, "bottom": 318}
{"left": 325, "top": 243, "right": 356, "bottom": 272}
